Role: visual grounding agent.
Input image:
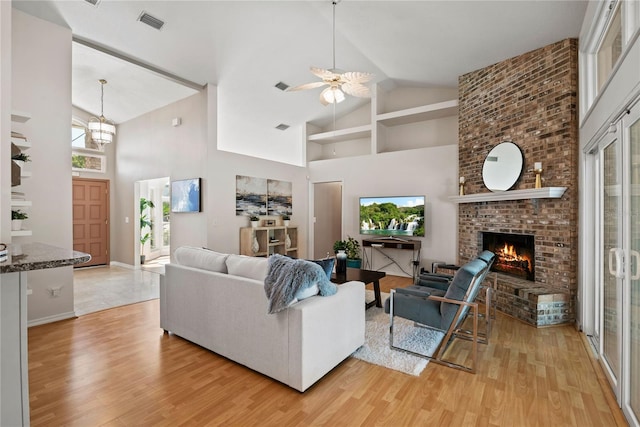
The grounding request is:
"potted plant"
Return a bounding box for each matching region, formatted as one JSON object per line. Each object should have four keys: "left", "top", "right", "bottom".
{"left": 12, "top": 152, "right": 31, "bottom": 168}
{"left": 140, "top": 197, "right": 155, "bottom": 264}
{"left": 333, "top": 239, "right": 347, "bottom": 253}
{"left": 11, "top": 209, "right": 28, "bottom": 231}
{"left": 282, "top": 214, "right": 290, "bottom": 227}
{"left": 250, "top": 215, "right": 260, "bottom": 228}
{"left": 345, "top": 236, "right": 362, "bottom": 268}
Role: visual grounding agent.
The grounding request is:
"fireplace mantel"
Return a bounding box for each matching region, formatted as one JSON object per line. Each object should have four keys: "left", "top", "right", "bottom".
{"left": 448, "top": 187, "right": 567, "bottom": 204}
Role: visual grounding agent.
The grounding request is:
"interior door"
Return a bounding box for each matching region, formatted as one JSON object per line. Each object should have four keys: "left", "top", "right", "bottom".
{"left": 313, "top": 182, "right": 342, "bottom": 259}
{"left": 72, "top": 178, "right": 109, "bottom": 267}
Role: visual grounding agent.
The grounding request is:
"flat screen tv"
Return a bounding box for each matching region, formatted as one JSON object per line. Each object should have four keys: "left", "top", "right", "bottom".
{"left": 171, "top": 178, "right": 201, "bottom": 213}
{"left": 359, "top": 196, "right": 425, "bottom": 237}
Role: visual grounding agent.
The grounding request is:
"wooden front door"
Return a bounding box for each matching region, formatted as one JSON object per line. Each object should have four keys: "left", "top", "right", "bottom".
{"left": 73, "top": 178, "right": 109, "bottom": 267}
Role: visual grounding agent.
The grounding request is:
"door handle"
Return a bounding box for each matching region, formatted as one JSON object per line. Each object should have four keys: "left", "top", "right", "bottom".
{"left": 609, "top": 248, "right": 625, "bottom": 279}
{"left": 631, "top": 250, "right": 640, "bottom": 281}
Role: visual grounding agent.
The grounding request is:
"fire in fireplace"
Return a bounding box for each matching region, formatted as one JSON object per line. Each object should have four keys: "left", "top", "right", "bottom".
{"left": 482, "top": 232, "right": 535, "bottom": 281}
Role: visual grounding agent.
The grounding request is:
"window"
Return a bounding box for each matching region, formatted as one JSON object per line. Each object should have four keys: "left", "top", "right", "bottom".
{"left": 71, "top": 118, "right": 106, "bottom": 173}
{"left": 72, "top": 152, "right": 106, "bottom": 173}
{"left": 71, "top": 123, "right": 88, "bottom": 149}
{"left": 597, "top": 3, "right": 623, "bottom": 91}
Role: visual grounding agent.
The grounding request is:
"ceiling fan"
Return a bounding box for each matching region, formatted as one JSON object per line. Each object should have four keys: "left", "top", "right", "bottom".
{"left": 287, "top": 0, "right": 374, "bottom": 106}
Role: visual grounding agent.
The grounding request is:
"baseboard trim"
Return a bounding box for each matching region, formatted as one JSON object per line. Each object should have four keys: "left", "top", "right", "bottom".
{"left": 28, "top": 311, "right": 76, "bottom": 327}
{"left": 110, "top": 261, "right": 136, "bottom": 270}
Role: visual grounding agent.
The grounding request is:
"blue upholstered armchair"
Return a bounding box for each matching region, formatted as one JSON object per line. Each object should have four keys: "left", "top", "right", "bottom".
{"left": 385, "top": 253, "right": 494, "bottom": 373}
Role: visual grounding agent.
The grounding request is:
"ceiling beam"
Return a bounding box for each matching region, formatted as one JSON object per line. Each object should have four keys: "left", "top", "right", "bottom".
{"left": 73, "top": 35, "right": 205, "bottom": 92}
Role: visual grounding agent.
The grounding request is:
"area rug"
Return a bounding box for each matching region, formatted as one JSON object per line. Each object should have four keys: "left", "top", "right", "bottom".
{"left": 351, "top": 291, "right": 444, "bottom": 376}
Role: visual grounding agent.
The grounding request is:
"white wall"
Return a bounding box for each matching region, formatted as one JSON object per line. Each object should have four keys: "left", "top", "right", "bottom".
{"left": 206, "top": 87, "right": 310, "bottom": 257}
{"left": 114, "top": 90, "right": 208, "bottom": 264}
{"left": 11, "top": 9, "right": 74, "bottom": 323}
{"left": 113, "top": 85, "right": 309, "bottom": 264}
{"left": 307, "top": 144, "right": 458, "bottom": 276}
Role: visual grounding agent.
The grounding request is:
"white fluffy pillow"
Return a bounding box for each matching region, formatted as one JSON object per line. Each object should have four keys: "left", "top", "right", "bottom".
{"left": 174, "top": 247, "right": 229, "bottom": 273}
{"left": 293, "top": 283, "right": 319, "bottom": 302}
{"left": 226, "top": 254, "right": 269, "bottom": 281}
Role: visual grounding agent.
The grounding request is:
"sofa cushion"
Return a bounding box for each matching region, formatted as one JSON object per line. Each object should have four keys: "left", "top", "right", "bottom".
{"left": 174, "top": 246, "right": 229, "bottom": 273}
{"left": 226, "top": 254, "right": 269, "bottom": 281}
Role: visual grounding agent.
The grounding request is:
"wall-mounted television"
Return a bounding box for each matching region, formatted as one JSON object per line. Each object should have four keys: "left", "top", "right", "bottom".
{"left": 171, "top": 178, "right": 201, "bottom": 213}
{"left": 359, "top": 196, "right": 425, "bottom": 237}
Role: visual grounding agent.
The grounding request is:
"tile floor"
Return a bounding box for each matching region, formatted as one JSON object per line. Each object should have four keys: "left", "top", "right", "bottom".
{"left": 73, "top": 258, "right": 166, "bottom": 316}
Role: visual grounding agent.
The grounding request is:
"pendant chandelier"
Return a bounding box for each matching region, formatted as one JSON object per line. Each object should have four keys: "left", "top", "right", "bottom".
{"left": 88, "top": 79, "right": 116, "bottom": 150}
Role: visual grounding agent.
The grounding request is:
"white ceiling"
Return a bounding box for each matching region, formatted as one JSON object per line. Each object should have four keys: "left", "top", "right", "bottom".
{"left": 13, "top": 0, "right": 588, "bottom": 156}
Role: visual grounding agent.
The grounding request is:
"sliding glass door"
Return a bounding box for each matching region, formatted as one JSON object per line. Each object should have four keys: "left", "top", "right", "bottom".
{"left": 624, "top": 107, "right": 640, "bottom": 425}
{"left": 601, "top": 132, "right": 622, "bottom": 398}
{"left": 596, "top": 104, "right": 640, "bottom": 426}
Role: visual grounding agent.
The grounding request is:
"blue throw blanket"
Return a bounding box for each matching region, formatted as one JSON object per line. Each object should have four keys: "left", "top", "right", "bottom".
{"left": 264, "top": 254, "right": 337, "bottom": 314}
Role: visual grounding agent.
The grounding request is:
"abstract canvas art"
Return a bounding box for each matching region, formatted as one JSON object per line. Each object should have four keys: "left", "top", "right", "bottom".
{"left": 236, "top": 175, "right": 267, "bottom": 216}
{"left": 267, "top": 179, "right": 292, "bottom": 216}
{"left": 236, "top": 175, "right": 292, "bottom": 216}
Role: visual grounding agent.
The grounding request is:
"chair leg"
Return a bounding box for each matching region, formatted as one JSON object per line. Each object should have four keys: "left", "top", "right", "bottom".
{"left": 389, "top": 298, "right": 479, "bottom": 374}
{"left": 485, "top": 286, "right": 492, "bottom": 340}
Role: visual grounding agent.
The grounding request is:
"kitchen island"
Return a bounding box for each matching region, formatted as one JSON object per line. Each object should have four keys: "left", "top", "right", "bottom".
{"left": 1, "top": 242, "right": 90, "bottom": 426}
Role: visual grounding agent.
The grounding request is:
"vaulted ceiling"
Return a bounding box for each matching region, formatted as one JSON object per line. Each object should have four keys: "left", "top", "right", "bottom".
{"left": 13, "top": 1, "right": 588, "bottom": 162}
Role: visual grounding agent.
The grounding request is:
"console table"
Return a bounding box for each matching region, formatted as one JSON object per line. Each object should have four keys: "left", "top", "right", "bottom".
{"left": 362, "top": 238, "right": 421, "bottom": 280}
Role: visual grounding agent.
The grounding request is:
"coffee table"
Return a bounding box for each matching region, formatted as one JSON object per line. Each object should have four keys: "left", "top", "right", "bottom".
{"left": 332, "top": 267, "right": 386, "bottom": 309}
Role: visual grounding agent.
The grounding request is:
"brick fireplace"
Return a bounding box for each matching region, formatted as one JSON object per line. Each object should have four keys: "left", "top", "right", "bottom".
{"left": 482, "top": 232, "right": 535, "bottom": 281}
{"left": 457, "top": 39, "right": 579, "bottom": 327}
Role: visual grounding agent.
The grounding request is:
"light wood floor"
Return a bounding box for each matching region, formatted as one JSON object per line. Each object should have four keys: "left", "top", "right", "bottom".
{"left": 28, "top": 276, "right": 628, "bottom": 426}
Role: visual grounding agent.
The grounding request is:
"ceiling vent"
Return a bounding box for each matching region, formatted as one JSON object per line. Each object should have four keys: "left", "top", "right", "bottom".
{"left": 138, "top": 11, "right": 165, "bottom": 30}
{"left": 84, "top": 0, "right": 100, "bottom": 6}
{"left": 274, "top": 82, "right": 289, "bottom": 91}
{"left": 275, "top": 124, "right": 290, "bottom": 131}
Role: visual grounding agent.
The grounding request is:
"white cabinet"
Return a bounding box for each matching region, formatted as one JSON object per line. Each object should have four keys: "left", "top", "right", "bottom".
{"left": 306, "top": 85, "right": 458, "bottom": 161}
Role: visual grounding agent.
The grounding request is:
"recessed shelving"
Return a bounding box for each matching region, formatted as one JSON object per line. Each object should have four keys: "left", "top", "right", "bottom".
{"left": 12, "top": 139, "right": 31, "bottom": 150}
{"left": 308, "top": 124, "right": 372, "bottom": 144}
{"left": 376, "top": 99, "right": 459, "bottom": 127}
{"left": 11, "top": 111, "right": 31, "bottom": 123}
{"left": 306, "top": 85, "right": 459, "bottom": 161}
{"left": 11, "top": 110, "right": 33, "bottom": 239}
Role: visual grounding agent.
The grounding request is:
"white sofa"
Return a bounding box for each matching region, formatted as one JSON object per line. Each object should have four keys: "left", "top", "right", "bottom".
{"left": 159, "top": 247, "right": 365, "bottom": 392}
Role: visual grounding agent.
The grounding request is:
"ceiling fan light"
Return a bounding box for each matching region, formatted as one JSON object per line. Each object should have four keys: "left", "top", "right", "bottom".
{"left": 322, "top": 87, "right": 345, "bottom": 104}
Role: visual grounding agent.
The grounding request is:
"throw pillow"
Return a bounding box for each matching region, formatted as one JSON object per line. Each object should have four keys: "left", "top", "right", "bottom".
{"left": 308, "top": 258, "right": 335, "bottom": 280}
{"left": 288, "top": 282, "right": 321, "bottom": 307}
{"left": 174, "top": 246, "right": 229, "bottom": 273}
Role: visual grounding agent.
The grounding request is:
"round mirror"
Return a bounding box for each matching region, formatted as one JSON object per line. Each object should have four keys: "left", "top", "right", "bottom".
{"left": 482, "top": 141, "right": 523, "bottom": 191}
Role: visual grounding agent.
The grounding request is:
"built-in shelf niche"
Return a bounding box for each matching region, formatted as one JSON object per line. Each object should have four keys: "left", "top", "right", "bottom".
{"left": 11, "top": 110, "right": 33, "bottom": 238}
{"left": 306, "top": 84, "right": 458, "bottom": 162}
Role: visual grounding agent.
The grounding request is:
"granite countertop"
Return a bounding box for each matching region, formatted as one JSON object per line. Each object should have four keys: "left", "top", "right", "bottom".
{"left": 0, "top": 242, "right": 91, "bottom": 274}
